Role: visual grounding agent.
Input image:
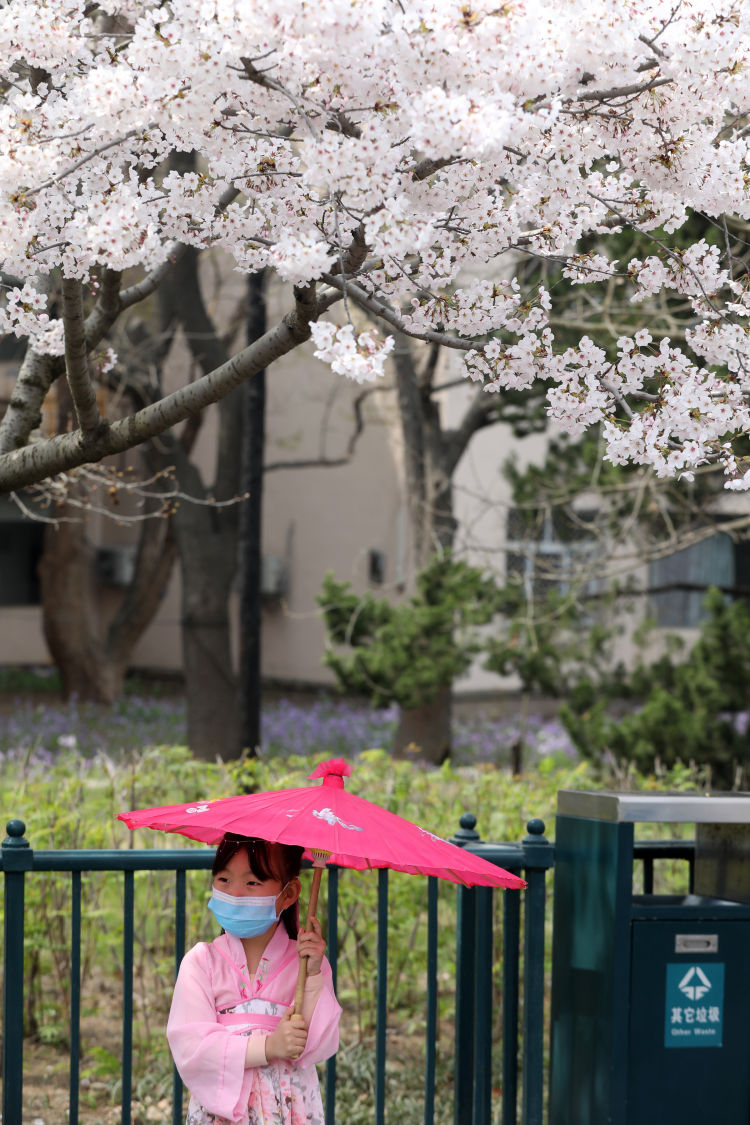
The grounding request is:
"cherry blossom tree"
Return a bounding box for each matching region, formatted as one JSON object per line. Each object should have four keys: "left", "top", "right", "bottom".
{"left": 0, "top": 0, "right": 749, "bottom": 501}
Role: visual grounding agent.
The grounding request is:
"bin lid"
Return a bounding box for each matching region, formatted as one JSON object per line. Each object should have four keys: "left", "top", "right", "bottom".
{"left": 557, "top": 789, "right": 750, "bottom": 823}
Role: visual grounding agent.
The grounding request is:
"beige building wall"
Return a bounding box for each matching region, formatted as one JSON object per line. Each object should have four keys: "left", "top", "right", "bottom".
{"left": 250, "top": 290, "right": 408, "bottom": 686}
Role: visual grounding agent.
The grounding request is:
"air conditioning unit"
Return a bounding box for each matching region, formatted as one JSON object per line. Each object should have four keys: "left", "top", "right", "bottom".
{"left": 261, "top": 554, "right": 286, "bottom": 598}
{"left": 95, "top": 546, "right": 137, "bottom": 587}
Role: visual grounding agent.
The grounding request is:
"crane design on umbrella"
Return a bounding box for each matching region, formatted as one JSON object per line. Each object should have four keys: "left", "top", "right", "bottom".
{"left": 118, "top": 758, "right": 526, "bottom": 1009}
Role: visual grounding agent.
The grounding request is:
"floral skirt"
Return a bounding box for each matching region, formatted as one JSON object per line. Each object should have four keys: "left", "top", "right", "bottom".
{"left": 185, "top": 1058, "right": 324, "bottom": 1125}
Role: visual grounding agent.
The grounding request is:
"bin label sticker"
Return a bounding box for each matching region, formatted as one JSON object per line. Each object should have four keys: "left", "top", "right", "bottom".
{"left": 665, "top": 962, "right": 723, "bottom": 1048}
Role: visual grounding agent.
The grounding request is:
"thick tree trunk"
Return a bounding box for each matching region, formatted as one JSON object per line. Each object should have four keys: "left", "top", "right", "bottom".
{"left": 179, "top": 541, "right": 243, "bottom": 758}
{"left": 392, "top": 685, "right": 452, "bottom": 765}
{"left": 39, "top": 485, "right": 178, "bottom": 704}
{"left": 169, "top": 451, "right": 242, "bottom": 759}
{"left": 35, "top": 185, "right": 251, "bottom": 730}
{"left": 39, "top": 511, "right": 126, "bottom": 702}
{"left": 391, "top": 337, "right": 458, "bottom": 760}
{"left": 182, "top": 601, "right": 241, "bottom": 760}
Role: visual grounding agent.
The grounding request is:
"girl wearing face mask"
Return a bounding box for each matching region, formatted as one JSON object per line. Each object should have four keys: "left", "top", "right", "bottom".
{"left": 167, "top": 834, "right": 341, "bottom": 1125}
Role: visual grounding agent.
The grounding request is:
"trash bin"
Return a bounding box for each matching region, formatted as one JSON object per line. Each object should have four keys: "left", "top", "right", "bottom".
{"left": 548, "top": 790, "right": 750, "bottom": 1125}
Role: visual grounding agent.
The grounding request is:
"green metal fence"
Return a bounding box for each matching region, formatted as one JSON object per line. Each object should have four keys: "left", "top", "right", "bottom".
{"left": 1, "top": 813, "right": 554, "bottom": 1125}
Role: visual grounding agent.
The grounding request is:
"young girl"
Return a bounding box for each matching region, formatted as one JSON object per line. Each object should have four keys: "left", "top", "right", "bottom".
{"left": 167, "top": 833, "right": 341, "bottom": 1125}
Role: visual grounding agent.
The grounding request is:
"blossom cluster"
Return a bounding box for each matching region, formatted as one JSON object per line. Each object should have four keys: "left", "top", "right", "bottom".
{"left": 310, "top": 321, "right": 395, "bottom": 383}
{"left": 1, "top": 0, "right": 750, "bottom": 484}
{"left": 0, "top": 283, "right": 65, "bottom": 354}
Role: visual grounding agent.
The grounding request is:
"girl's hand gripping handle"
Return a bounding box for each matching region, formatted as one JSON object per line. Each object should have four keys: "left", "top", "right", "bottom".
{"left": 261, "top": 1010, "right": 308, "bottom": 1062}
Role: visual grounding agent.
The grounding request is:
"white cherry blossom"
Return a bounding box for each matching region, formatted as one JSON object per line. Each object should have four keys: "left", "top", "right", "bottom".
{"left": 1, "top": 0, "right": 750, "bottom": 489}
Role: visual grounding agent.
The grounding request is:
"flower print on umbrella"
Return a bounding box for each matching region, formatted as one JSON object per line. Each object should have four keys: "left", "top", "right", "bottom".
{"left": 311, "top": 808, "right": 363, "bottom": 831}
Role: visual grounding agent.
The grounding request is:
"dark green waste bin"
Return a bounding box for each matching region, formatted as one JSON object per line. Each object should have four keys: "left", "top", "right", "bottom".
{"left": 548, "top": 790, "right": 750, "bottom": 1125}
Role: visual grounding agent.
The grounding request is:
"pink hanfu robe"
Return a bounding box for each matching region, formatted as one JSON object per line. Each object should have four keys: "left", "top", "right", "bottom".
{"left": 167, "top": 925, "right": 341, "bottom": 1125}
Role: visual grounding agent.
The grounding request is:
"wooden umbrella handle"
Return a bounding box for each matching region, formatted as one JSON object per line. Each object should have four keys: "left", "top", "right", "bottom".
{"left": 292, "top": 865, "right": 324, "bottom": 1015}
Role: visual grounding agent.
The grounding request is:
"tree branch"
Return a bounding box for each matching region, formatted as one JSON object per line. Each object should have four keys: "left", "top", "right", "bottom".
{"left": 574, "top": 76, "right": 671, "bottom": 104}
{"left": 24, "top": 125, "right": 152, "bottom": 198}
{"left": 320, "top": 272, "right": 477, "bottom": 351}
{"left": 264, "top": 383, "right": 371, "bottom": 472}
{"left": 444, "top": 387, "right": 501, "bottom": 476}
{"left": 0, "top": 297, "right": 318, "bottom": 492}
{"left": 418, "top": 340, "right": 442, "bottom": 390}
{"left": 0, "top": 187, "right": 241, "bottom": 463}
{"left": 0, "top": 347, "right": 56, "bottom": 455}
{"left": 62, "top": 277, "right": 107, "bottom": 439}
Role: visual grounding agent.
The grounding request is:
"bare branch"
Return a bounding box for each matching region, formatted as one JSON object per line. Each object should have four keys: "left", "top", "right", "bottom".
{"left": 117, "top": 244, "right": 189, "bottom": 315}
{"left": 265, "top": 385, "right": 374, "bottom": 472}
{"left": 24, "top": 125, "right": 154, "bottom": 198}
{"left": 320, "top": 272, "right": 477, "bottom": 351}
{"left": 576, "top": 76, "right": 670, "bottom": 103}
{"left": 14, "top": 462, "right": 248, "bottom": 525}
{"left": 264, "top": 455, "right": 355, "bottom": 471}
{"left": 418, "top": 340, "right": 442, "bottom": 390}
{"left": 445, "top": 387, "right": 502, "bottom": 475}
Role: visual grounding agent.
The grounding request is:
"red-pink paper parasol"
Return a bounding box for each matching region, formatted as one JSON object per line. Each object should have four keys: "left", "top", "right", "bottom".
{"left": 118, "top": 758, "right": 526, "bottom": 1008}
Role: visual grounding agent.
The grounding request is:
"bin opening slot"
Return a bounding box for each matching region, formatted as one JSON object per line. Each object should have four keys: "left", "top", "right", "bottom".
{"left": 675, "top": 933, "right": 718, "bottom": 954}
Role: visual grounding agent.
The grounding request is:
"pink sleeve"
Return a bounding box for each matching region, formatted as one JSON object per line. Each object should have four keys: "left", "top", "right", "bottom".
{"left": 167, "top": 944, "right": 254, "bottom": 1122}
{"left": 296, "top": 959, "right": 341, "bottom": 1068}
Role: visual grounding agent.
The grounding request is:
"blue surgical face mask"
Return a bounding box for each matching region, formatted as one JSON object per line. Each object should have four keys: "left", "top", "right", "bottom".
{"left": 207, "top": 887, "right": 284, "bottom": 938}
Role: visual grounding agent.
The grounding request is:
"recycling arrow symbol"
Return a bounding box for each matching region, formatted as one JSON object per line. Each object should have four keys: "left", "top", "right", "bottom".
{"left": 678, "top": 966, "right": 712, "bottom": 1001}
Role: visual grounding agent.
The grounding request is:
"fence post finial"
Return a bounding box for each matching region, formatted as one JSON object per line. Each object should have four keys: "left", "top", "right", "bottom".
{"left": 451, "top": 812, "right": 482, "bottom": 845}
{"left": 4, "top": 819, "right": 28, "bottom": 847}
{"left": 522, "top": 818, "right": 554, "bottom": 868}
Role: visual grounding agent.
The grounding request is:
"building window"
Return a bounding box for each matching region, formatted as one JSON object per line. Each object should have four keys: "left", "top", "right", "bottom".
{"left": 368, "top": 548, "right": 386, "bottom": 585}
{"left": 505, "top": 506, "right": 596, "bottom": 600}
{"left": 0, "top": 521, "right": 44, "bottom": 606}
{"left": 649, "top": 533, "right": 750, "bottom": 627}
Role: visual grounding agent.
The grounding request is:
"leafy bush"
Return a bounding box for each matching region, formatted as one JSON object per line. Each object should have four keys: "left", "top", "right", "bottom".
{"left": 318, "top": 556, "right": 499, "bottom": 708}
{"left": 561, "top": 589, "right": 750, "bottom": 786}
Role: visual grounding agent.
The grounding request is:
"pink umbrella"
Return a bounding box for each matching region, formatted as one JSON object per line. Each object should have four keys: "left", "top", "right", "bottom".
{"left": 118, "top": 758, "right": 526, "bottom": 1007}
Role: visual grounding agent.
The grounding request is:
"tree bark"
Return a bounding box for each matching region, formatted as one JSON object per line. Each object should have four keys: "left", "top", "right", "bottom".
{"left": 392, "top": 685, "right": 452, "bottom": 765}
{"left": 38, "top": 505, "right": 126, "bottom": 702}
{"left": 38, "top": 222, "right": 252, "bottom": 751}
{"left": 38, "top": 504, "right": 177, "bottom": 704}
{"left": 175, "top": 455, "right": 242, "bottom": 759}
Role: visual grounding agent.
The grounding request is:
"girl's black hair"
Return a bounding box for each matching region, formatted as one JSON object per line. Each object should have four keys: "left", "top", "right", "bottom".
{"left": 212, "top": 835, "right": 304, "bottom": 938}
